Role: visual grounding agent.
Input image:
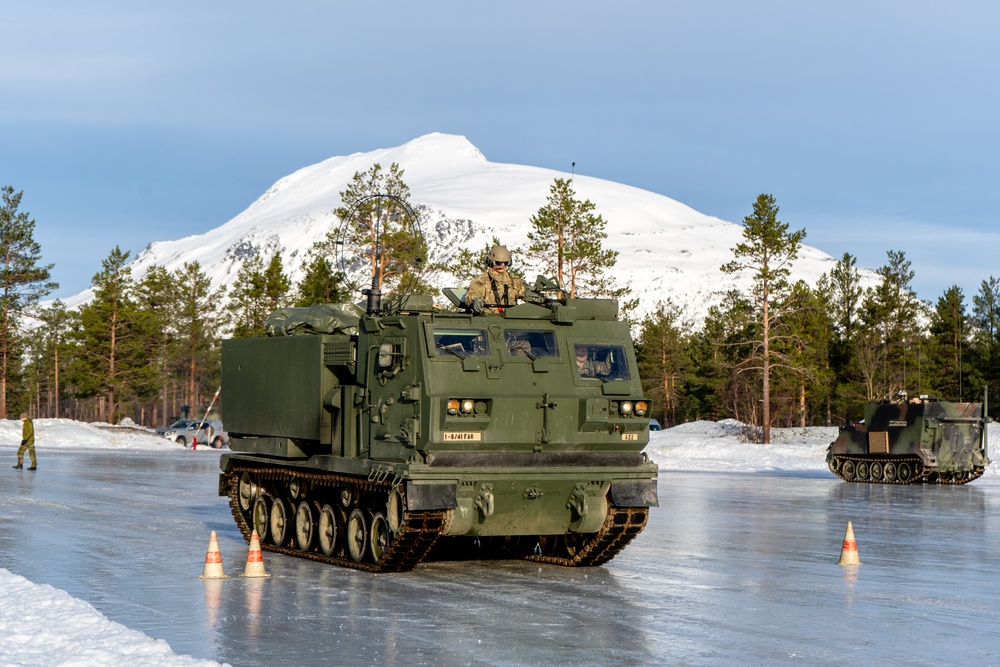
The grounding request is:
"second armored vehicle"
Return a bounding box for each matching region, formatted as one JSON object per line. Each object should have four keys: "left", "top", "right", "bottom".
{"left": 826, "top": 391, "right": 990, "bottom": 485}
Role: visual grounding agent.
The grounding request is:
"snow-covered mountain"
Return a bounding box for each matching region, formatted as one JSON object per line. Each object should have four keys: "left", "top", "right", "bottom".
{"left": 66, "top": 133, "right": 858, "bottom": 324}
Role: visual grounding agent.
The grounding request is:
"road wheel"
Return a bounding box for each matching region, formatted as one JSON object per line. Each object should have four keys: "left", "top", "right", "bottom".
{"left": 841, "top": 460, "right": 856, "bottom": 481}
{"left": 386, "top": 488, "right": 404, "bottom": 534}
{"left": 176, "top": 436, "right": 187, "bottom": 448}
{"left": 238, "top": 473, "right": 257, "bottom": 511}
{"left": 270, "top": 498, "right": 289, "bottom": 546}
{"left": 347, "top": 508, "right": 367, "bottom": 562}
{"left": 897, "top": 462, "right": 912, "bottom": 483}
{"left": 318, "top": 504, "right": 340, "bottom": 557}
{"left": 883, "top": 462, "right": 897, "bottom": 482}
{"left": 870, "top": 462, "right": 883, "bottom": 482}
{"left": 253, "top": 497, "right": 270, "bottom": 543}
{"left": 295, "top": 501, "right": 316, "bottom": 551}
{"left": 369, "top": 512, "right": 390, "bottom": 562}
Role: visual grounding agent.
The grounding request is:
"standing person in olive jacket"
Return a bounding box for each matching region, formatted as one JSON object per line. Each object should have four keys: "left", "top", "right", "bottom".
{"left": 14, "top": 412, "right": 36, "bottom": 471}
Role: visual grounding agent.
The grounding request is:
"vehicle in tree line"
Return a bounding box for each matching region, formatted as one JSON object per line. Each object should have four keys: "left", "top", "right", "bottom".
{"left": 826, "top": 390, "right": 990, "bottom": 485}
{"left": 217, "top": 277, "right": 658, "bottom": 572}
{"left": 155, "top": 418, "right": 228, "bottom": 449}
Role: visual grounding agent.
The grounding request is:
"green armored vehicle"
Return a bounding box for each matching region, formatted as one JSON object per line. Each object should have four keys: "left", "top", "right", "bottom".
{"left": 826, "top": 391, "right": 990, "bottom": 485}
{"left": 218, "top": 284, "right": 657, "bottom": 572}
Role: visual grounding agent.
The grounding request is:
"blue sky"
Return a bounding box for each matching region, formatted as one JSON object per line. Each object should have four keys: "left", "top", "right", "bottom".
{"left": 3, "top": 1, "right": 999, "bottom": 303}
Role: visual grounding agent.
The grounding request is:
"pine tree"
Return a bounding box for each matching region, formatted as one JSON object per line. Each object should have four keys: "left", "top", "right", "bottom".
{"left": 858, "top": 250, "right": 924, "bottom": 400}
{"left": 328, "top": 163, "right": 427, "bottom": 299}
{"left": 721, "top": 194, "right": 806, "bottom": 443}
{"left": 227, "top": 253, "right": 291, "bottom": 337}
{"left": 971, "top": 276, "right": 1000, "bottom": 414}
{"left": 816, "top": 253, "right": 866, "bottom": 423}
{"left": 692, "top": 290, "right": 758, "bottom": 430}
{"left": 927, "top": 286, "right": 968, "bottom": 400}
{"left": 261, "top": 254, "right": 291, "bottom": 314}
{"left": 525, "top": 178, "right": 628, "bottom": 304}
{"left": 0, "top": 186, "right": 58, "bottom": 416}
{"left": 135, "top": 265, "right": 178, "bottom": 423}
{"left": 767, "top": 280, "right": 832, "bottom": 428}
{"left": 173, "top": 262, "right": 224, "bottom": 412}
{"left": 69, "top": 247, "right": 159, "bottom": 423}
{"left": 636, "top": 300, "right": 693, "bottom": 426}
{"left": 34, "top": 300, "right": 71, "bottom": 417}
{"left": 295, "top": 252, "right": 344, "bottom": 306}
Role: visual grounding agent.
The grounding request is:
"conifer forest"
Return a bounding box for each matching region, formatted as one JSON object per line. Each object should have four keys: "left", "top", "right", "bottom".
{"left": 4, "top": 177, "right": 999, "bottom": 441}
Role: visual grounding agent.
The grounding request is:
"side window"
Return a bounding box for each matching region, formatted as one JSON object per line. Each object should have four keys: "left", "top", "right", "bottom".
{"left": 504, "top": 329, "right": 559, "bottom": 358}
{"left": 433, "top": 329, "right": 490, "bottom": 357}
{"left": 574, "top": 344, "right": 630, "bottom": 380}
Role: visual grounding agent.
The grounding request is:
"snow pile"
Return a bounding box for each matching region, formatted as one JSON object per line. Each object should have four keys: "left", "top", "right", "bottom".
{"left": 1, "top": 418, "right": 186, "bottom": 451}
{"left": 0, "top": 569, "right": 225, "bottom": 667}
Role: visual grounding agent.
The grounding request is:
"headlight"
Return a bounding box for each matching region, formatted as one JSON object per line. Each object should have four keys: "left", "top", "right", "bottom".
{"left": 635, "top": 401, "right": 648, "bottom": 416}
{"left": 461, "top": 399, "right": 475, "bottom": 414}
{"left": 447, "top": 399, "right": 460, "bottom": 415}
{"left": 619, "top": 401, "right": 633, "bottom": 415}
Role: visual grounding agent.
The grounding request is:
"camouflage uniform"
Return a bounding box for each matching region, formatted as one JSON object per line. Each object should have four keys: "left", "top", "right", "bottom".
{"left": 575, "top": 347, "right": 612, "bottom": 378}
{"left": 576, "top": 357, "right": 612, "bottom": 378}
{"left": 465, "top": 270, "right": 526, "bottom": 313}
{"left": 15, "top": 413, "right": 36, "bottom": 470}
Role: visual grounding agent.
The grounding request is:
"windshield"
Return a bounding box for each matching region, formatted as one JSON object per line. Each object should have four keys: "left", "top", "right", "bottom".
{"left": 169, "top": 419, "right": 194, "bottom": 429}
{"left": 433, "top": 328, "right": 490, "bottom": 357}
{"left": 573, "top": 343, "right": 631, "bottom": 380}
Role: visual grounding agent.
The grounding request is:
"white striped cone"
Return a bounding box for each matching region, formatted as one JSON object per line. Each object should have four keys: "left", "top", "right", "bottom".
{"left": 199, "top": 530, "right": 229, "bottom": 579}
{"left": 241, "top": 530, "right": 271, "bottom": 578}
{"left": 837, "top": 521, "right": 862, "bottom": 565}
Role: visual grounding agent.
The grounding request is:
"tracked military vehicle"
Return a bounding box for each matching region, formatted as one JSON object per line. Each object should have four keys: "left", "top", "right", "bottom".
{"left": 218, "top": 288, "right": 657, "bottom": 571}
{"left": 826, "top": 391, "right": 990, "bottom": 485}
{"left": 217, "top": 194, "right": 656, "bottom": 572}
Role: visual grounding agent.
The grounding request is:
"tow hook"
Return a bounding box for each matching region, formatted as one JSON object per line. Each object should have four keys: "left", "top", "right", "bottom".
{"left": 567, "top": 483, "right": 589, "bottom": 519}
{"left": 475, "top": 483, "right": 495, "bottom": 518}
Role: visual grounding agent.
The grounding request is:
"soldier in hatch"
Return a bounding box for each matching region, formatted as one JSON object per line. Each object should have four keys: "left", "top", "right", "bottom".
{"left": 464, "top": 245, "right": 526, "bottom": 314}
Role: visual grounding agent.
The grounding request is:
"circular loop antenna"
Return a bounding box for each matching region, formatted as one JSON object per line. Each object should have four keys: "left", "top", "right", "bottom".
{"left": 333, "top": 193, "right": 425, "bottom": 315}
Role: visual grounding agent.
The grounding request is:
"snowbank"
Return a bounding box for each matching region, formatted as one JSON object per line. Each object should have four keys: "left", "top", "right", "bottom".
{"left": 2, "top": 418, "right": 188, "bottom": 451}
{"left": 0, "top": 569, "right": 225, "bottom": 667}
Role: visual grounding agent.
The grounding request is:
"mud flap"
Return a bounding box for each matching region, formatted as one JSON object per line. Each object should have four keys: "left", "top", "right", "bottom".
{"left": 406, "top": 481, "right": 458, "bottom": 510}
{"left": 610, "top": 480, "right": 658, "bottom": 507}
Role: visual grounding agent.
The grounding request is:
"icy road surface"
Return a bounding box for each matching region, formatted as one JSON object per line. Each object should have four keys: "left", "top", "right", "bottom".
{"left": 3, "top": 449, "right": 1000, "bottom": 666}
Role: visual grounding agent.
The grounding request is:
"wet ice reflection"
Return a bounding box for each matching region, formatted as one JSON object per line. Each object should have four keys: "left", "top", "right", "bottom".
{"left": 3, "top": 451, "right": 1000, "bottom": 665}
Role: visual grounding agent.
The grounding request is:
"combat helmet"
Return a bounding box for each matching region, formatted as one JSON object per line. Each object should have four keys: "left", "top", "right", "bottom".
{"left": 488, "top": 245, "right": 512, "bottom": 266}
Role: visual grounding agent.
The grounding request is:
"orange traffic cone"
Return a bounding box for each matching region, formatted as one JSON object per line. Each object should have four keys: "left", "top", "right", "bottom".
{"left": 241, "top": 530, "right": 271, "bottom": 578}
{"left": 837, "top": 521, "right": 861, "bottom": 565}
{"left": 199, "top": 530, "right": 229, "bottom": 579}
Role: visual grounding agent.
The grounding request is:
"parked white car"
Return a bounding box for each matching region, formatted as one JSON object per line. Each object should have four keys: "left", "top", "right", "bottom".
{"left": 155, "top": 419, "right": 228, "bottom": 448}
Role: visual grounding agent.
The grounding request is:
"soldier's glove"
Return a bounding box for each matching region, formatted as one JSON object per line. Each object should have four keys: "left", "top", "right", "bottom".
{"left": 20, "top": 439, "right": 26, "bottom": 446}
{"left": 471, "top": 297, "right": 485, "bottom": 315}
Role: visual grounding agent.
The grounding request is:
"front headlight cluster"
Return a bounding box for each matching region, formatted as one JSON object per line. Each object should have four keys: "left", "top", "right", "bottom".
{"left": 616, "top": 400, "right": 648, "bottom": 417}
{"left": 447, "top": 399, "right": 486, "bottom": 416}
